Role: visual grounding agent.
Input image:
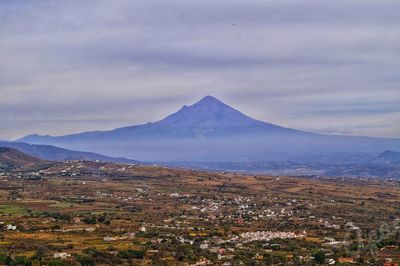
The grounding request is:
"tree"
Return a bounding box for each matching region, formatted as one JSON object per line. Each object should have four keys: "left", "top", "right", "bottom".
{"left": 32, "top": 245, "right": 48, "bottom": 261}
{"left": 77, "top": 255, "right": 95, "bottom": 266}
{"left": 82, "top": 217, "right": 97, "bottom": 225}
{"left": 0, "top": 254, "right": 12, "bottom": 265}
{"left": 11, "top": 256, "right": 31, "bottom": 266}
{"left": 314, "top": 250, "right": 326, "bottom": 264}
{"left": 47, "top": 261, "right": 69, "bottom": 266}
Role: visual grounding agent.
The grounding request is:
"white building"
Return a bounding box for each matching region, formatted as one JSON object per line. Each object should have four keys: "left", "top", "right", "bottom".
{"left": 53, "top": 253, "right": 71, "bottom": 259}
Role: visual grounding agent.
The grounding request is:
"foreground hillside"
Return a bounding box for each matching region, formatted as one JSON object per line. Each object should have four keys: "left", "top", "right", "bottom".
{"left": 0, "top": 147, "right": 43, "bottom": 170}
{"left": 0, "top": 160, "right": 399, "bottom": 265}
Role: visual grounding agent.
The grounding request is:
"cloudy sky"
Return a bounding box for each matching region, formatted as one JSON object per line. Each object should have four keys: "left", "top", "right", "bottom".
{"left": 1, "top": 0, "right": 399, "bottom": 140}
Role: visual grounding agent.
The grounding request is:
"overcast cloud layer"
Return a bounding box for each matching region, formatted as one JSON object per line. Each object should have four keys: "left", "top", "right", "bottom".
{"left": 1, "top": 0, "right": 399, "bottom": 139}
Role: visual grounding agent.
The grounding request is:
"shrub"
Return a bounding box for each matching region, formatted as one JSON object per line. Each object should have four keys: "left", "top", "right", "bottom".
{"left": 82, "top": 217, "right": 97, "bottom": 225}
{"left": 119, "top": 249, "right": 145, "bottom": 260}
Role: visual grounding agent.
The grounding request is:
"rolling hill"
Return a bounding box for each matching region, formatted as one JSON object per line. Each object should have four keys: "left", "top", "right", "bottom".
{"left": 0, "top": 147, "right": 43, "bottom": 170}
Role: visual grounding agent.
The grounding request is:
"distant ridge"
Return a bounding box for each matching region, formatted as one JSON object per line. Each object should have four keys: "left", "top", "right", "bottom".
{"left": 0, "top": 141, "right": 139, "bottom": 164}
{"left": 18, "top": 96, "right": 400, "bottom": 163}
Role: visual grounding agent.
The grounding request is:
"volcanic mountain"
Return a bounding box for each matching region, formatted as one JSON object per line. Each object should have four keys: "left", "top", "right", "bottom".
{"left": 19, "top": 96, "right": 400, "bottom": 163}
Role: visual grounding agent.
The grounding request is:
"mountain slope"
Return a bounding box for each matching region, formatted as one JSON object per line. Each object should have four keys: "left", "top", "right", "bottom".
{"left": 376, "top": 150, "right": 400, "bottom": 163}
{"left": 0, "top": 142, "right": 139, "bottom": 164}
{"left": 0, "top": 147, "right": 43, "bottom": 170}
{"left": 19, "top": 96, "right": 400, "bottom": 163}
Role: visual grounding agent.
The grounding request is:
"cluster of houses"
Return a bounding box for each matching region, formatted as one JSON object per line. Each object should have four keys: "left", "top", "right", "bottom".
{"left": 233, "top": 230, "right": 305, "bottom": 243}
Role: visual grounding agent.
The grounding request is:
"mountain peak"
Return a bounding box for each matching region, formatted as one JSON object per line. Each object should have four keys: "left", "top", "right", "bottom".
{"left": 196, "top": 95, "right": 224, "bottom": 104}
{"left": 157, "top": 96, "right": 265, "bottom": 129}
{"left": 184, "top": 95, "right": 229, "bottom": 110}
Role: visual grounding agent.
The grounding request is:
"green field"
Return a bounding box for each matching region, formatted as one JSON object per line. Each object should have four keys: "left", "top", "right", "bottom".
{"left": 0, "top": 204, "right": 27, "bottom": 215}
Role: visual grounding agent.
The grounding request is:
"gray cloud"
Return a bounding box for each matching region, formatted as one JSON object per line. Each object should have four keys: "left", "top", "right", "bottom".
{"left": 0, "top": 0, "right": 399, "bottom": 139}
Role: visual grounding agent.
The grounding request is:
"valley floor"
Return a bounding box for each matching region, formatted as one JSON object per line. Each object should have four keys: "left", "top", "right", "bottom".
{"left": 0, "top": 161, "right": 399, "bottom": 265}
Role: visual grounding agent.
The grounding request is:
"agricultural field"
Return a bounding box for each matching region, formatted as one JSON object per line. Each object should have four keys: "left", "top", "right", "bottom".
{"left": 0, "top": 160, "right": 399, "bottom": 265}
